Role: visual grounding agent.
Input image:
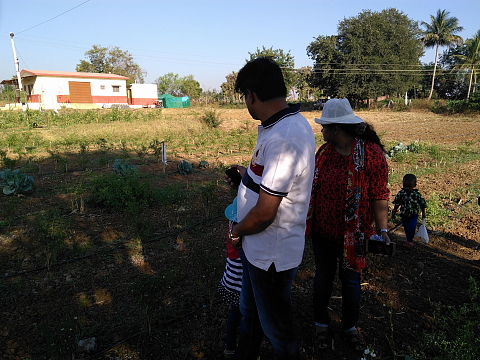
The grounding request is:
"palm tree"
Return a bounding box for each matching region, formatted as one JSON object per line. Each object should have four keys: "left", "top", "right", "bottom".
{"left": 421, "top": 9, "right": 464, "bottom": 100}
{"left": 460, "top": 30, "right": 480, "bottom": 99}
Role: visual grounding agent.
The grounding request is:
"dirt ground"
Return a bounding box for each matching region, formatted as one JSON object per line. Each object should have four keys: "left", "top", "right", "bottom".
{"left": 0, "top": 109, "right": 479, "bottom": 360}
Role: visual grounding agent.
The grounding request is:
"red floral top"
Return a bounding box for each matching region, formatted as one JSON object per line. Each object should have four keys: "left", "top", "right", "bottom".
{"left": 308, "top": 141, "right": 389, "bottom": 243}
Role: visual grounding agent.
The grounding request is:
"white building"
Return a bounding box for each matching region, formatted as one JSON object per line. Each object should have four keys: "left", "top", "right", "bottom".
{"left": 127, "top": 83, "right": 158, "bottom": 108}
{"left": 19, "top": 69, "right": 130, "bottom": 110}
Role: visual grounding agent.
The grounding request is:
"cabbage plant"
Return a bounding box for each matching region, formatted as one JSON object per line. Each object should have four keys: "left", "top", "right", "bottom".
{"left": 0, "top": 169, "right": 34, "bottom": 195}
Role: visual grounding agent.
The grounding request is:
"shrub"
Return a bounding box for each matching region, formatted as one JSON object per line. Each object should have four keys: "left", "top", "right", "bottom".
{"left": 201, "top": 110, "right": 222, "bottom": 128}
{"left": 87, "top": 173, "right": 156, "bottom": 214}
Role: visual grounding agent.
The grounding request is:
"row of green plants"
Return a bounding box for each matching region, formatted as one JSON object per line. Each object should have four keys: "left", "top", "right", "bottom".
{"left": 0, "top": 107, "right": 229, "bottom": 130}
{"left": 0, "top": 108, "right": 162, "bottom": 129}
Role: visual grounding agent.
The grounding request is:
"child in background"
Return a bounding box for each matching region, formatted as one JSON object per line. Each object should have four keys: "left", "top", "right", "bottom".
{"left": 217, "top": 197, "right": 242, "bottom": 358}
{"left": 392, "top": 174, "right": 427, "bottom": 248}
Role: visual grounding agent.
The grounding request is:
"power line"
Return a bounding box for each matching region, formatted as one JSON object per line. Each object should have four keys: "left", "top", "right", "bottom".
{"left": 16, "top": 0, "right": 91, "bottom": 34}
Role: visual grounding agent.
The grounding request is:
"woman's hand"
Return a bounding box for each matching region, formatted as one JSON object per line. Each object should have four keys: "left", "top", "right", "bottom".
{"left": 380, "top": 231, "right": 391, "bottom": 245}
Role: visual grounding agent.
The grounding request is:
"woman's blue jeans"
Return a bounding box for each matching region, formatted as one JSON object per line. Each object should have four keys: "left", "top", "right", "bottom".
{"left": 312, "top": 235, "right": 361, "bottom": 331}
{"left": 233, "top": 249, "right": 299, "bottom": 360}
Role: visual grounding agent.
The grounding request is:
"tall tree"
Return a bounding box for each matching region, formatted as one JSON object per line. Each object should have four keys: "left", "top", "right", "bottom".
{"left": 453, "top": 30, "right": 480, "bottom": 99}
{"left": 76, "top": 45, "right": 145, "bottom": 85}
{"left": 154, "top": 73, "right": 202, "bottom": 98}
{"left": 180, "top": 75, "right": 202, "bottom": 99}
{"left": 155, "top": 73, "right": 182, "bottom": 96}
{"left": 248, "top": 46, "right": 296, "bottom": 97}
{"left": 294, "top": 66, "right": 319, "bottom": 102}
{"left": 421, "top": 9, "right": 464, "bottom": 100}
{"left": 307, "top": 8, "right": 424, "bottom": 103}
{"left": 220, "top": 71, "right": 239, "bottom": 103}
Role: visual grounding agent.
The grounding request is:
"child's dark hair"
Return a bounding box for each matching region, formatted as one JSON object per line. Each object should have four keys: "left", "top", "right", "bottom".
{"left": 403, "top": 173, "right": 417, "bottom": 185}
{"left": 323, "top": 122, "right": 385, "bottom": 152}
{"left": 235, "top": 57, "right": 287, "bottom": 102}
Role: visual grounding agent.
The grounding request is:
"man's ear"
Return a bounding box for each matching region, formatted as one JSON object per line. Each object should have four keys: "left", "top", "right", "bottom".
{"left": 247, "top": 90, "right": 258, "bottom": 104}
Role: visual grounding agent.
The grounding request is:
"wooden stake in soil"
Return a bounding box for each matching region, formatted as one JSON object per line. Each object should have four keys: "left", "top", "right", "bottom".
{"left": 162, "top": 142, "right": 167, "bottom": 173}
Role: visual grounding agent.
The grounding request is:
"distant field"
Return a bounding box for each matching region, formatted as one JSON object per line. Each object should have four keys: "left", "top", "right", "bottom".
{"left": 0, "top": 107, "right": 479, "bottom": 359}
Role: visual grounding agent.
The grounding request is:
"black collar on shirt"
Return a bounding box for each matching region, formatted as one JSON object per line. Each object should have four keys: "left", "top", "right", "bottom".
{"left": 261, "top": 103, "right": 301, "bottom": 129}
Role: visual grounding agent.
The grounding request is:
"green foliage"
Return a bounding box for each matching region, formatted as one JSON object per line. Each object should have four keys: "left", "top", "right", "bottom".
{"left": 34, "top": 208, "right": 72, "bottom": 268}
{"left": 0, "top": 168, "right": 34, "bottom": 195}
{"left": 76, "top": 44, "right": 145, "bottom": 85}
{"left": 155, "top": 72, "right": 182, "bottom": 96}
{"left": 421, "top": 9, "right": 464, "bottom": 100}
{"left": 198, "top": 160, "right": 209, "bottom": 168}
{"left": 87, "top": 172, "right": 155, "bottom": 214}
{"left": 421, "top": 277, "right": 480, "bottom": 360}
{"left": 155, "top": 73, "right": 202, "bottom": 98}
{"left": 307, "top": 8, "right": 423, "bottom": 101}
{"left": 0, "top": 150, "right": 17, "bottom": 169}
{"left": 220, "top": 71, "right": 240, "bottom": 104}
{"left": 178, "top": 160, "right": 193, "bottom": 175}
{"left": 181, "top": 76, "right": 202, "bottom": 99}
{"left": 388, "top": 142, "right": 420, "bottom": 159}
{"left": 426, "top": 193, "right": 451, "bottom": 228}
{"left": 248, "top": 46, "right": 296, "bottom": 94}
{"left": 200, "top": 109, "right": 222, "bottom": 128}
{"left": 113, "top": 159, "right": 138, "bottom": 176}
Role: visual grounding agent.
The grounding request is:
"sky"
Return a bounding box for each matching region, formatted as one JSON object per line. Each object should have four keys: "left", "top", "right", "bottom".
{"left": 1, "top": 0, "right": 479, "bottom": 91}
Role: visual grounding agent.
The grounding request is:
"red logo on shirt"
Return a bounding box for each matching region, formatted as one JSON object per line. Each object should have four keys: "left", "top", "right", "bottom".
{"left": 250, "top": 147, "right": 264, "bottom": 176}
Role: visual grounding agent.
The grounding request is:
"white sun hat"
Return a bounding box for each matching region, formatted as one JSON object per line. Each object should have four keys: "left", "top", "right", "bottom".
{"left": 314, "top": 98, "right": 364, "bottom": 125}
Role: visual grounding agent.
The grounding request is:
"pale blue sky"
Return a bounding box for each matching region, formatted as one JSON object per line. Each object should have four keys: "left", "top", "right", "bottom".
{"left": 1, "top": 0, "right": 479, "bottom": 90}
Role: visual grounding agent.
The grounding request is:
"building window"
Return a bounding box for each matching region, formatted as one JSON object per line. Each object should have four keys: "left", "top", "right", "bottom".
{"left": 112, "top": 85, "right": 120, "bottom": 93}
{"left": 100, "top": 85, "right": 105, "bottom": 90}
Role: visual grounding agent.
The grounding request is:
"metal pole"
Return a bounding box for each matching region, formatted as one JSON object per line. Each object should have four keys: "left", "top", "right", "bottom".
{"left": 9, "top": 32, "right": 23, "bottom": 101}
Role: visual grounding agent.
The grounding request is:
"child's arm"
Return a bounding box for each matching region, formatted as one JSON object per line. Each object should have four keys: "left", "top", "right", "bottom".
{"left": 391, "top": 204, "right": 399, "bottom": 218}
{"left": 420, "top": 206, "right": 426, "bottom": 219}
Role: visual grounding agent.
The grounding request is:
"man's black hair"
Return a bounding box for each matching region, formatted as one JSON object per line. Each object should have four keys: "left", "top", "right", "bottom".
{"left": 235, "top": 57, "right": 287, "bottom": 102}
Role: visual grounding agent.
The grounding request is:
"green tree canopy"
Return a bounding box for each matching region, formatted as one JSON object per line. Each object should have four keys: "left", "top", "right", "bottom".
{"left": 307, "top": 8, "right": 424, "bottom": 103}
{"left": 220, "top": 71, "right": 239, "bottom": 103}
{"left": 155, "top": 73, "right": 182, "bottom": 96}
{"left": 248, "top": 46, "right": 296, "bottom": 97}
{"left": 452, "top": 30, "right": 480, "bottom": 99}
{"left": 76, "top": 45, "right": 145, "bottom": 85}
{"left": 180, "top": 75, "right": 202, "bottom": 99}
{"left": 421, "top": 9, "right": 464, "bottom": 100}
{"left": 294, "top": 66, "right": 319, "bottom": 102}
{"left": 155, "top": 73, "right": 202, "bottom": 98}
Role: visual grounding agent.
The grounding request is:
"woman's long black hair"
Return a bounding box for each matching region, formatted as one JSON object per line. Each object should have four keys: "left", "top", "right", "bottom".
{"left": 325, "top": 122, "right": 385, "bottom": 152}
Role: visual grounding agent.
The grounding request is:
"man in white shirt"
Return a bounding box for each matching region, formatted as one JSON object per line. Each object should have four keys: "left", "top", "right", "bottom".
{"left": 227, "top": 57, "right": 315, "bottom": 360}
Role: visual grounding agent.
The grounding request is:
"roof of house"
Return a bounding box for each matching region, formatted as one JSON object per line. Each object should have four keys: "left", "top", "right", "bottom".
{"left": 20, "top": 70, "right": 129, "bottom": 80}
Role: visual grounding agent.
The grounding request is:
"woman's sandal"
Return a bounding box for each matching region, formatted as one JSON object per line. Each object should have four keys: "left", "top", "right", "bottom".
{"left": 343, "top": 328, "right": 366, "bottom": 352}
{"left": 313, "top": 327, "right": 333, "bottom": 351}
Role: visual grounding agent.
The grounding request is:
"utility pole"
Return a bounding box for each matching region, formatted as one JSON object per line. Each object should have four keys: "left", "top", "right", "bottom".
{"left": 10, "top": 32, "right": 23, "bottom": 101}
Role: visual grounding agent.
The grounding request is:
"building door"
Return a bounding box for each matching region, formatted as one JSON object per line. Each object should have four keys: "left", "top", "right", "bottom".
{"left": 68, "top": 81, "right": 92, "bottom": 103}
{"left": 127, "top": 88, "right": 132, "bottom": 105}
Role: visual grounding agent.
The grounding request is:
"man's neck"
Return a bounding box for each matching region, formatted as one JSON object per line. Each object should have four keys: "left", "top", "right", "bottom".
{"left": 258, "top": 98, "right": 289, "bottom": 124}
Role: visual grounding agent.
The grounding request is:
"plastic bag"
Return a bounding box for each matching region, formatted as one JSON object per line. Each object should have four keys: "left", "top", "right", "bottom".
{"left": 416, "top": 218, "right": 429, "bottom": 244}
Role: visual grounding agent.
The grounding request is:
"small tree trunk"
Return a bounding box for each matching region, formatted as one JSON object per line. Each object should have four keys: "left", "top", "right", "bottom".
{"left": 428, "top": 45, "right": 440, "bottom": 101}
{"left": 467, "top": 67, "right": 474, "bottom": 100}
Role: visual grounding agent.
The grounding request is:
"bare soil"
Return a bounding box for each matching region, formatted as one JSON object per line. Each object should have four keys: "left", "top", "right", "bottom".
{"left": 0, "top": 109, "right": 480, "bottom": 360}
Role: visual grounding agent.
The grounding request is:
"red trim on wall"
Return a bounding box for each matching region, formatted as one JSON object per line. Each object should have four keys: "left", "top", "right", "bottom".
{"left": 57, "top": 95, "right": 71, "bottom": 103}
{"left": 27, "top": 94, "right": 41, "bottom": 102}
{"left": 91, "top": 95, "right": 128, "bottom": 103}
{"left": 130, "top": 98, "right": 157, "bottom": 106}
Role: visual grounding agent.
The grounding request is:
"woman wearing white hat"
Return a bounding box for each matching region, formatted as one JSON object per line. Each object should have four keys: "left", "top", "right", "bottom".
{"left": 306, "top": 98, "right": 391, "bottom": 353}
